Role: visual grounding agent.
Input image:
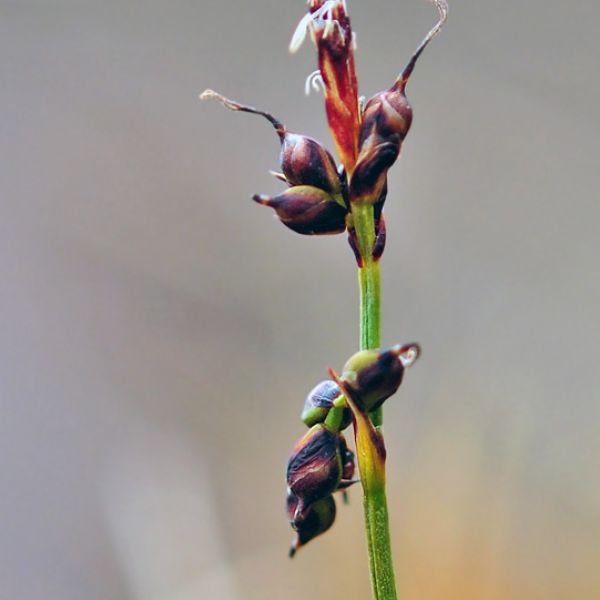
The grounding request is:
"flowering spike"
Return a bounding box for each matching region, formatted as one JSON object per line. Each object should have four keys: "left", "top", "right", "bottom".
{"left": 203, "top": 0, "right": 447, "bottom": 581}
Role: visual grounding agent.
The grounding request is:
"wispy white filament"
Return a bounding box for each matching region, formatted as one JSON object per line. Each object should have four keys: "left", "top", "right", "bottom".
{"left": 304, "top": 69, "right": 325, "bottom": 96}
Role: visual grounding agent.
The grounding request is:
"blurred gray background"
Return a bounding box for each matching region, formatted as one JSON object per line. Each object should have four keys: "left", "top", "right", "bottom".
{"left": 1, "top": 1, "right": 599, "bottom": 599}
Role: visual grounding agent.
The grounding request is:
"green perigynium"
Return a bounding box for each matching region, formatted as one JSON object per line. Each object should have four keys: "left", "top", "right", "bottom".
{"left": 202, "top": 1, "right": 447, "bottom": 598}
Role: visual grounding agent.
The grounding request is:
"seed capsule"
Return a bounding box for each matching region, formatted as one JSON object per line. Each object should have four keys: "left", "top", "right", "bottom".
{"left": 288, "top": 495, "right": 337, "bottom": 557}
{"left": 253, "top": 185, "right": 347, "bottom": 235}
{"left": 286, "top": 424, "right": 342, "bottom": 512}
{"left": 341, "top": 343, "right": 421, "bottom": 412}
{"left": 301, "top": 380, "right": 352, "bottom": 429}
{"left": 279, "top": 133, "right": 344, "bottom": 199}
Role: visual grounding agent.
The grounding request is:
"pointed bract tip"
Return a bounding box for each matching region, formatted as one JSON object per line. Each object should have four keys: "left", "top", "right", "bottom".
{"left": 327, "top": 367, "right": 341, "bottom": 386}
{"left": 198, "top": 89, "right": 243, "bottom": 112}
{"left": 397, "top": 0, "right": 448, "bottom": 88}
{"left": 252, "top": 194, "right": 272, "bottom": 206}
{"left": 391, "top": 342, "right": 422, "bottom": 367}
{"left": 268, "top": 170, "right": 288, "bottom": 183}
{"left": 198, "top": 90, "right": 286, "bottom": 139}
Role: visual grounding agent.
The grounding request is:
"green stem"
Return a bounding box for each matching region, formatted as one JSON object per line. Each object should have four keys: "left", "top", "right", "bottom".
{"left": 352, "top": 202, "right": 398, "bottom": 600}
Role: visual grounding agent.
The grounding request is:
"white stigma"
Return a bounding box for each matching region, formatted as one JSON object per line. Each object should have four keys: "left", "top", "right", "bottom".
{"left": 304, "top": 69, "right": 325, "bottom": 95}
{"left": 289, "top": 0, "right": 346, "bottom": 53}
{"left": 393, "top": 343, "right": 421, "bottom": 368}
{"left": 289, "top": 12, "right": 314, "bottom": 53}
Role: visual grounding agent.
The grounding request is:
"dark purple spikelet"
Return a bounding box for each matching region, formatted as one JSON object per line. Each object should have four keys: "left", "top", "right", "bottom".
{"left": 287, "top": 424, "right": 343, "bottom": 511}
{"left": 253, "top": 186, "right": 347, "bottom": 235}
{"left": 341, "top": 344, "right": 421, "bottom": 413}
{"left": 288, "top": 495, "right": 337, "bottom": 557}
{"left": 279, "top": 133, "right": 343, "bottom": 197}
{"left": 350, "top": 85, "right": 412, "bottom": 202}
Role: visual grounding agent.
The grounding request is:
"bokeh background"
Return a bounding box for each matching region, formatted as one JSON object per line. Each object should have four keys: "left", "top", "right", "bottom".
{"left": 1, "top": 1, "right": 599, "bottom": 598}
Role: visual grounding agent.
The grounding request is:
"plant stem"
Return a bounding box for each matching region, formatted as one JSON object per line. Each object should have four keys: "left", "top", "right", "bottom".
{"left": 352, "top": 202, "right": 398, "bottom": 600}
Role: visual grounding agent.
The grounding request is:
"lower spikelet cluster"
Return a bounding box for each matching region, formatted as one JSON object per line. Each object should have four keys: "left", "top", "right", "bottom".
{"left": 285, "top": 343, "right": 420, "bottom": 555}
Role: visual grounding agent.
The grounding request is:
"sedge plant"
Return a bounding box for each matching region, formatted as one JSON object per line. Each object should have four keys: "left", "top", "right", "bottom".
{"left": 202, "top": 1, "right": 447, "bottom": 598}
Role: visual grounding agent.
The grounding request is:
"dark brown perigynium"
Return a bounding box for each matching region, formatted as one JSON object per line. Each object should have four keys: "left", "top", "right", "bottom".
{"left": 350, "top": 84, "right": 413, "bottom": 202}
{"left": 286, "top": 424, "right": 343, "bottom": 510}
{"left": 252, "top": 186, "right": 347, "bottom": 235}
{"left": 341, "top": 344, "right": 421, "bottom": 413}
{"left": 287, "top": 494, "right": 337, "bottom": 557}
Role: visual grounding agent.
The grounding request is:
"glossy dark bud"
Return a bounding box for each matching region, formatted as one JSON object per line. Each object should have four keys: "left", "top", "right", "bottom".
{"left": 288, "top": 495, "right": 337, "bottom": 557}
{"left": 253, "top": 185, "right": 347, "bottom": 235}
{"left": 350, "top": 85, "right": 412, "bottom": 201}
{"left": 301, "top": 380, "right": 352, "bottom": 429}
{"left": 279, "top": 133, "right": 344, "bottom": 200}
{"left": 287, "top": 424, "right": 342, "bottom": 511}
{"left": 341, "top": 343, "right": 421, "bottom": 412}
